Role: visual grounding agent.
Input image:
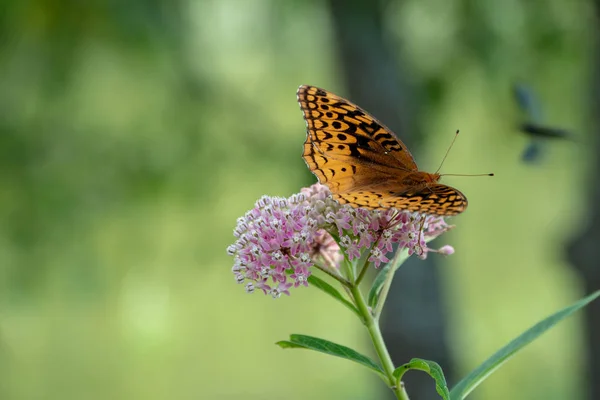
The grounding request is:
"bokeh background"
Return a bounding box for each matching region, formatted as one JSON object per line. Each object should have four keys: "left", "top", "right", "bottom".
{"left": 1, "top": 1, "right": 598, "bottom": 399}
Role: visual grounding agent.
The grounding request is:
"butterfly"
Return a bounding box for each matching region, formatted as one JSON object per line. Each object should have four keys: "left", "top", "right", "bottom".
{"left": 297, "top": 85, "right": 468, "bottom": 216}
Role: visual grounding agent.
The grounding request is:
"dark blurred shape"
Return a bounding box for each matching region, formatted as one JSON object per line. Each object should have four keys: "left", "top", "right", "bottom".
{"left": 565, "top": 2, "right": 600, "bottom": 399}
{"left": 520, "top": 122, "right": 573, "bottom": 140}
{"left": 327, "top": 2, "right": 456, "bottom": 399}
{"left": 520, "top": 122, "right": 574, "bottom": 162}
{"left": 513, "top": 83, "right": 575, "bottom": 163}
{"left": 513, "top": 83, "right": 543, "bottom": 122}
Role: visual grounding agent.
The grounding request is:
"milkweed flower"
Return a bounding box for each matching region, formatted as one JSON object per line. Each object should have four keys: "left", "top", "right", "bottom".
{"left": 227, "top": 184, "right": 454, "bottom": 297}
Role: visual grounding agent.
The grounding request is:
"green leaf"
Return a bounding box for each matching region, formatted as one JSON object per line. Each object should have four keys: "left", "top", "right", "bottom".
{"left": 307, "top": 275, "right": 359, "bottom": 317}
{"left": 450, "top": 290, "right": 600, "bottom": 400}
{"left": 394, "top": 358, "right": 449, "bottom": 400}
{"left": 275, "top": 334, "right": 385, "bottom": 377}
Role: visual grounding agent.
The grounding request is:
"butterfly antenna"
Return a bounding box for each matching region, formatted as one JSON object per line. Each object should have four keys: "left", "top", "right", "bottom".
{"left": 435, "top": 130, "right": 460, "bottom": 175}
{"left": 436, "top": 130, "right": 495, "bottom": 177}
{"left": 441, "top": 173, "right": 494, "bottom": 177}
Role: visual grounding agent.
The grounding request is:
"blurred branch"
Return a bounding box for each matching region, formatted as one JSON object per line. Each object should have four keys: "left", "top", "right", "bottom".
{"left": 326, "top": 1, "right": 456, "bottom": 399}
{"left": 565, "top": 2, "right": 600, "bottom": 399}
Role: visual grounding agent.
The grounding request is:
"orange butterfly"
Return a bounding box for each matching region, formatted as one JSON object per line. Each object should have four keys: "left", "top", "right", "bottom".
{"left": 297, "top": 85, "right": 468, "bottom": 216}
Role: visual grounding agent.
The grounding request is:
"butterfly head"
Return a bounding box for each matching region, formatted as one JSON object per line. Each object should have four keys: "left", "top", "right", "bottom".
{"left": 424, "top": 172, "right": 441, "bottom": 183}
{"left": 401, "top": 171, "right": 441, "bottom": 187}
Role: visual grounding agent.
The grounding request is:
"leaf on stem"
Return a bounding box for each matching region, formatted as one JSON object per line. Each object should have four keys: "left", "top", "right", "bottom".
{"left": 276, "top": 334, "right": 385, "bottom": 378}
{"left": 394, "top": 358, "right": 449, "bottom": 400}
{"left": 449, "top": 290, "right": 600, "bottom": 400}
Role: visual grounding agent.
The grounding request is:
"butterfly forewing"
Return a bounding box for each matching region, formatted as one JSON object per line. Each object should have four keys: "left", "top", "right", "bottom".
{"left": 297, "top": 85, "right": 418, "bottom": 171}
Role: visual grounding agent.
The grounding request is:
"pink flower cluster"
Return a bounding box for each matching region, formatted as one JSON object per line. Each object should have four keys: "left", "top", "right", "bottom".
{"left": 227, "top": 184, "right": 453, "bottom": 298}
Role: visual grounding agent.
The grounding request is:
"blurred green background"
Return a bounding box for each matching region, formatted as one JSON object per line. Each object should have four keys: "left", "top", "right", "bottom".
{"left": 0, "top": 1, "right": 594, "bottom": 399}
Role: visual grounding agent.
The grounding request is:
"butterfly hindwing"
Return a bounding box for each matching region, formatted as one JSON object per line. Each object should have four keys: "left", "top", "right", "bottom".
{"left": 334, "top": 183, "right": 467, "bottom": 216}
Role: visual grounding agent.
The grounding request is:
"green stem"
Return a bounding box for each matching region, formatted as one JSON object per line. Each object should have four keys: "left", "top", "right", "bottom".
{"left": 350, "top": 284, "right": 409, "bottom": 400}
{"left": 355, "top": 237, "right": 381, "bottom": 286}
{"left": 373, "top": 249, "right": 410, "bottom": 318}
{"left": 354, "top": 256, "right": 371, "bottom": 286}
{"left": 399, "top": 382, "right": 410, "bottom": 400}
